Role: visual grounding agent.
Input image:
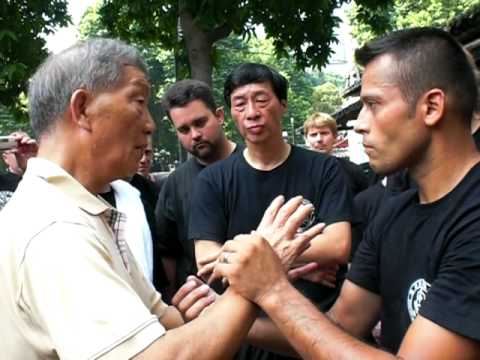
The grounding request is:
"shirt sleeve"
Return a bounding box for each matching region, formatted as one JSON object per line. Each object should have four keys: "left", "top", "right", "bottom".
{"left": 188, "top": 168, "right": 227, "bottom": 243}
{"left": 314, "top": 156, "right": 353, "bottom": 225}
{"left": 20, "top": 222, "right": 166, "bottom": 359}
{"left": 347, "top": 219, "right": 382, "bottom": 295}
{"left": 419, "top": 228, "right": 480, "bottom": 341}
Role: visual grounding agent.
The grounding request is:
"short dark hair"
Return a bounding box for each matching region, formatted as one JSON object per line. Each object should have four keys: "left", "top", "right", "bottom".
{"left": 355, "top": 27, "right": 478, "bottom": 122}
{"left": 162, "top": 79, "right": 217, "bottom": 119}
{"left": 223, "top": 63, "right": 288, "bottom": 107}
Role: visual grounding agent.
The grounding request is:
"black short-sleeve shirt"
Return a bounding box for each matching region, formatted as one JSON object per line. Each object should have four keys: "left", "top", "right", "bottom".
{"left": 189, "top": 145, "right": 352, "bottom": 306}
{"left": 348, "top": 162, "right": 480, "bottom": 353}
{"left": 189, "top": 146, "right": 351, "bottom": 242}
{"left": 155, "top": 157, "right": 205, "bottom": 289}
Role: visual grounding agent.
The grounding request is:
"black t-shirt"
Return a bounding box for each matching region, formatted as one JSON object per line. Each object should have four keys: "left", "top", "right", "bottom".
{"left": 190, "top": 145, "right": 352, "bottom": 360}
{"left": 189, "top": 145, "right": 352, "bottom": 305}
{"left": 337, "top": 157, "right": 370, "bottom": 196}
{"left": 155, "top": 157, "right": 205, "bottom": 290}
{"left": 348, "top": 162, "right": 480, "bottom": 353}
{"left": 155, "top": 144, "right": 243, "bottom": 290}
{"left": 0, "top": 172, "right": 21, "bottom": 210}
{"left": 351, "top": 170, "right": 412, "bottom": 258}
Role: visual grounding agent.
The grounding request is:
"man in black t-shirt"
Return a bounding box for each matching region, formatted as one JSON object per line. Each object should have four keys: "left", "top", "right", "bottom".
{"left": 182, "top": 28, "right": 480, "bottom": 359}
{"left": 155, "top": 79, "right": 239, "bottom": 298}
{"left": 189, "top": 63, "right": 352, "bottom": 359}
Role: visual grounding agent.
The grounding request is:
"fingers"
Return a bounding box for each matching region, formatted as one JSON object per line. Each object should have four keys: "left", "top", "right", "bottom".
{"left": 171, "top": 276, "right": 204, "bottom": 305}
{"left": 290, "top": 222, "right": 325, "bottom": 254}
{"left": 301, "top": 222, "right": 326, "bottom": 240}
{"left": 172, "top": 276, "right": 216, "bottom": 322}
{"left": 197, "top": 250, "right": 221, "bottom": 266}
{"left": 197, "top": 261, "right": 216, "bottom": 280}
{"left": 272, "top": 196, "right": 305, "bottom": 229}
{"left": 256, "top": 195, "right": 285, "bottom": 231}
{"left": 282, "top": 201, "right": 315, "bottom": 238}
{"left": 287, "top": 262, "right": 319, "bottom": 280}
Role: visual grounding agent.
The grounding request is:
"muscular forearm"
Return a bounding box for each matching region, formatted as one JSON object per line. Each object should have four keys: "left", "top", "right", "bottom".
{"left": 138, "top": 289, "right": 256, "bottom": 359}
{"left": 259, "top": 279, "right": 398, "bottom": 360}
{"left": 247, "top": 317, "right": 299, "bottom": 357}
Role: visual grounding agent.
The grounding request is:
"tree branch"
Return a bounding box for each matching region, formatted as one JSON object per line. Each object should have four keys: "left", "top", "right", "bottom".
{"left": 208, "top": 23, "right": 232, "bottom": 43}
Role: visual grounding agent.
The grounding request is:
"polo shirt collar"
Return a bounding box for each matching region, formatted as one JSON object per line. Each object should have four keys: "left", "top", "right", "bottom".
{"left": 25, "top": 158, "right": 110, "bottom": 216}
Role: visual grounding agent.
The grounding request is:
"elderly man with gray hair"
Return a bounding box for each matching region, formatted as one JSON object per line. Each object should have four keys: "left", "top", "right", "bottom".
{"left": 0, "top": 38, "right": 321, "bottom": 359}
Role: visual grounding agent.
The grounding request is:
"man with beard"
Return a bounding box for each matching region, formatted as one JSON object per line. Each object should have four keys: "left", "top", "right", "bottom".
{"left": 155, "top": 79, "right": 240, "bottom": 297}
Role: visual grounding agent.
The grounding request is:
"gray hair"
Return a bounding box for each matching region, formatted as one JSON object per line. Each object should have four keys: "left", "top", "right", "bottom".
{"left": 28, "top": 38, "right": 147, "bottom": 137}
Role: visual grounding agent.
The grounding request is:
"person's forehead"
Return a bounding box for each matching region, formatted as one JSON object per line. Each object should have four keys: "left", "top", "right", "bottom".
{"left": 170, "top": 99, "right": 215, "bottom": 125}
{"left": 307, "top": 126, "right": 333, "bottom": 135}
{"left": 230, "top": 81, "right": 275, "bottom": 98}
{"left": 121, "top": 65, "right": 150, "bottom": 89}
{"left": 361, "top": 54, "right": 400, "bottom": 96}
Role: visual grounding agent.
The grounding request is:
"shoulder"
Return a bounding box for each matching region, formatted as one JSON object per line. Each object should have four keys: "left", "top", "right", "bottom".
{"left": 295, "top": 146, "right": 337, "bottom": 164}
{"left": 199, "top": 149, "right": 243, "bottom": 179}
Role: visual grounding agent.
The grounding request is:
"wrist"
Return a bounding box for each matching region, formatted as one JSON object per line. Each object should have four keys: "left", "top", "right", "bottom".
{"left": 256, "top": 276, "right": 292, "bottom": 311}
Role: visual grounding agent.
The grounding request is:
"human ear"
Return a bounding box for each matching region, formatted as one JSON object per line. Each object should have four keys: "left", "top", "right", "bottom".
{"left": 215, "top": 106, "right": 225, "bottom": 125}
{"left": 69, "top": 89, "right": 92, "bottom": 131}
{"left": 422, "top": 89, "right": 445, "bottom": 127}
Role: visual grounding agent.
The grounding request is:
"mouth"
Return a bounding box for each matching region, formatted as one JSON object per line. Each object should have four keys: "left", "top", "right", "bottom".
{"left": 193, "top": 141, "right": 209, "bottom": 150}
{"left": 247, "top": 125, "right": 264, "bottom": 134}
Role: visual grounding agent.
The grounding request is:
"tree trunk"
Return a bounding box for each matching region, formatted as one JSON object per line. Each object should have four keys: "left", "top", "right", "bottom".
{"left": 179, "top": 10, "right": 214, "bottom": 87}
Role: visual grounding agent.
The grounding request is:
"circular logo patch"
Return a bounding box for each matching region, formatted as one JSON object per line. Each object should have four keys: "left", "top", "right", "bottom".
{"left": 407, "top": 278, "right": 431, "bottom": 321}
{"left": 297, "top": 198, "right": 316, "bottom": 233}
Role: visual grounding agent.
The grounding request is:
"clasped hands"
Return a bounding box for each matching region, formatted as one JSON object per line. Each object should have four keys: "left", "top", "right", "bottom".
{"left": 173, "top": 195, "right": 334, "bottom": 320}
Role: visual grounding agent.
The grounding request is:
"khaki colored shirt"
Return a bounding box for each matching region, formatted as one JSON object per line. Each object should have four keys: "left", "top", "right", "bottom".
{"left": 0, "top": 158, "right": 167, "bottom": 359}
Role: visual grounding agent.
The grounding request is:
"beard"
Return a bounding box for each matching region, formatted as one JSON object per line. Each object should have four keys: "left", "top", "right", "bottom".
{"left": 190, "top": 141, "right": 215, "bottom": 161}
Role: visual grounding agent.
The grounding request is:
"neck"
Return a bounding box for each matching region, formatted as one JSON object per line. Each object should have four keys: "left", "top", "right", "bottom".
{"left": 411, "top": 125, "right": 480, "bottom": 204}
{"left": 37, "top": 132, "right": 109, "bottom": 195}
{"left": 244, "top": 137, "right": 291, "bottom": 171}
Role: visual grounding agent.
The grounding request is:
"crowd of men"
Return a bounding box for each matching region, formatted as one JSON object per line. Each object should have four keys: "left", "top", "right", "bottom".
{"left": 1, "top": 26, "right": 480, "bottom": 359}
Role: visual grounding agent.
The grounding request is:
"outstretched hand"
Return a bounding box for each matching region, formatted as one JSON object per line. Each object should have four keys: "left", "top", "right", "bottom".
{"left": 255, "top": 195, "right": 325, "bottom": 270}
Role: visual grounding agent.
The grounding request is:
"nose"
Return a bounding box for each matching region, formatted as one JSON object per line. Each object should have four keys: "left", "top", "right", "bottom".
{"left": 145, "top": 111, "right": 156, "bottom": 135}
{"left": 245, "top": 100, "right": 259, "bottom": 120}
{"left": 191, "top": 127, "right": 202, "bottom": 140}
{"left": 354, "top": 106, "right": 368, "bottom": 135}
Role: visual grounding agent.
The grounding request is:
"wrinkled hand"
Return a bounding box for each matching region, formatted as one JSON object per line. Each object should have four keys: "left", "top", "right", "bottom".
{"left": 256, "top": 195, "right": 325, "bottom": 270}
{"left": 212, "top": 234, "right": 287, "bottom": 304}
{"left": 288, "top": 264, "right": 339, "bottom": 288}
{"left": 171, "top": 275, "right": 217, "bottom": 322}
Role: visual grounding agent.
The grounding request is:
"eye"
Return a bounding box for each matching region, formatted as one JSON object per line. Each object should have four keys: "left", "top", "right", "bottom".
{"left": 177, "top": 126, "right": 189, "bottom": 134}
{"left": 362, "top": 99, "right": 377, "bottom": 111}
{"left": 233, "top": 101, "right": 245, "bottom": 108}
{"left": 193, "top": 117, "right": 208, "bottom": 128}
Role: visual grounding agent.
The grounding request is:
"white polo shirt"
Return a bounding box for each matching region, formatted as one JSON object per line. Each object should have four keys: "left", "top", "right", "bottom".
{"left": 0, "top": 158, "right": 167, "bottom": 359}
